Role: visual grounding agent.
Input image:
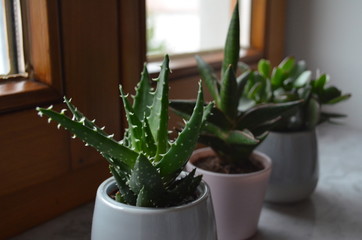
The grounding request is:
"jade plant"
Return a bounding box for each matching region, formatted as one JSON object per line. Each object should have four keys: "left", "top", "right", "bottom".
{"left": 37, "top": 55, "right": 212, "bottom": 208}
{"left": 170, "top": 2, "right": 301, "bottom": 171}
{"left": 243, "top": 57, "right": 351, "bottom": 131}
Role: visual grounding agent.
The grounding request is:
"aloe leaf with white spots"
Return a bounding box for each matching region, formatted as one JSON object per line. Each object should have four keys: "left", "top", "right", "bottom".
{"left": 36, "top": 55, "right": 209, "bottom": 208}
{"left": 158, "top": 82, "right": 212, "bottom": 177}
{"left": 148, "top": 55, "right": 170, "bottom": 162}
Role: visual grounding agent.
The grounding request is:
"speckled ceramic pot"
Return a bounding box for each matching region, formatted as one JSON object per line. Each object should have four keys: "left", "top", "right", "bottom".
{"left": 91, "top": 175, "right": 217, "bottom": 240}
{"left": 187, "top": 148, "right": 272, "bottom": 240}
{"left": 257, "top": 129, "right": 319, "bottom": 203}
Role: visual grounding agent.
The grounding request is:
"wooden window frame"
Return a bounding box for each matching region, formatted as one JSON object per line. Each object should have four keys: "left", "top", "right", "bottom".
{"left": 0, "top": 0, "right": 63, "bottom": 113}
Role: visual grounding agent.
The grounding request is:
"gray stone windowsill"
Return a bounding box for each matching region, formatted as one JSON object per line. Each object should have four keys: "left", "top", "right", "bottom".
{"left": 10, "top": 124, "right": 362, "bottom": 240}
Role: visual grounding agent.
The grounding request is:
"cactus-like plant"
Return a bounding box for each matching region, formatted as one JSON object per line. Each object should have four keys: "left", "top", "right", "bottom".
{"left": 170, "top": 2, "right": 301, "bottom": 171}
{"left": 244, "top": 57, "right": 351, "bottom": 131}
{"left": 36, "top": 55, "right": 212, "bottom": 208}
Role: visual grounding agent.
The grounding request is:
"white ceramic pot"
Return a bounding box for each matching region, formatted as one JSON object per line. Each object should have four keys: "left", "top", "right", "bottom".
{"left": 91, "top": 175, "right": 217, "bottom": 240}
{"left": 257, "top": 129, "right": 319, "bottom": 203}
{"left": 187, "top": 148, "right": 272, "bottom": 240}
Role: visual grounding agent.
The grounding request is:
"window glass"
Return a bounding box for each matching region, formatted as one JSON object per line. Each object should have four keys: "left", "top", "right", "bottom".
{"left": 146, "top": 0, "right": 251, "bottom": 58}
{"left": 0, "top": 1, "right": 9, "bottom": 75}
{"left": 0, "top": 0, "right": 25, "bottom": 77}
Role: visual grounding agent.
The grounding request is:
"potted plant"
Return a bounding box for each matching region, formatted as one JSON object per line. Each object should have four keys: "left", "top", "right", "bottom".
{"left": 36, "top": 55, "right": 217, "bottom": 240}
{"left": 245, "top": 57, "right": 351, "bottom": 203}
{"left": 170, "top": 2, "right": 301, "bottom": 240}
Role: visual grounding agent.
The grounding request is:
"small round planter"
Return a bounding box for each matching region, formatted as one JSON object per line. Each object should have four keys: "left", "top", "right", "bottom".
{"left": 187, "top": 148, "right": 272, "bottom": 240}
{"left": 257, "top": 129, "right": 319, "bottom": 203}
{"left": 91, "top": 175, "right": 217, "bottom": 240}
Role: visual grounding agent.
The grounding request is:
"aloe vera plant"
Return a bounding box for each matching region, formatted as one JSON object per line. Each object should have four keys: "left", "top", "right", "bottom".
{"left": 37, "top": 55, "right": 212, "bottom": 208}
{"left": 170, "top": 2, "right": 301, "bottom": 170}
{"left": 244, "top": 57, "right": 351, "bottom": 131}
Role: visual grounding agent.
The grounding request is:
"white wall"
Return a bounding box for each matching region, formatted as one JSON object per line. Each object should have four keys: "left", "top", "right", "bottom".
{"left": 285, "top": 0, "right": 362, "bottom": 129}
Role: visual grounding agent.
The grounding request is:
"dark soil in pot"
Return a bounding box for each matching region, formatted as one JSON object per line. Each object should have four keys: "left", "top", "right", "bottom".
{"left": 192, "top": 154, "right": 263, "bottom": 174}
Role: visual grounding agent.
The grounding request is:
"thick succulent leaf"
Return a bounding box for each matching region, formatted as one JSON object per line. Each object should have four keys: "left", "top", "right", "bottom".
{"left": 129, "top": 154, "right": 165, "bottom": 206}
{"left": 237, "top": 100, "right": 302, "bottom": 130}
{"left": 220, "top": 65, "right": 238, "bottom": 120}
{"left": 298, "top": 85, "right": 312, "bottom": 102}
{"left": 258, "top": 59, "right": 271, "bottom": 78}
{"left": 326, "top": 94, "right": 351, "bottom": 104}
{"left": 311, "top": 74, "right": 329, "bottom": 94}
{"left": 120, "top": 85, "right": 143, "bottom": 151}
{"left": 294, "top": 70, "right": 312, "bottom": 88}
{"left": 320, "top": 111, "right": 347, "bottom": 124}
{"left": 305, "top": 97, "right": 320, "bottom": 129}
{"left": 251, "top": 117, "right": 281, "bottom": 137}
{"left": 236, "top": 70, "right": 251, "bottom": 96}
{"left": 224, "top": 129, "right": 259, "bottom": 145}
{"left": 37, "top": 107, "right": 138, "bottom": 168}
{"left": 166, "top": 169, "right": 202, "bottom": 204}
{"left": 290, "top": 60, "right": 307, "bottom": 78}
{"left": 203, "top": 122, "right": 259, "bottom": 145}
{"left": 222, "top": 1, "right": 239, "bottom": 76}
{"left": 63, "top": 97, "right": 108, "bottom": 137}
{"left": 198, "top": 134, "right": 255, "bottom": 165}
{"left": 109, "top": 165, "right": 136, "bottom": 205}
{"left": 133, "top": 64, "right": 154, "bottom": 120}
{"left": 170, "top": 100, "right": 231, "bottom": 130}
{"left": 136, "top": 187, "right": 154, "bottom": 207}
{"left": 140, "top": 115, "right": 157, "bottom": 158}
{"left": 157, "top": 83, "right": 209, "bottom": 177}
{"left": 273, "top": 90, "right": 300, "bottom": 103}
{"left": 103, "top": 153, "right": 131, "bottom": 175}
{"left": 271, "top": 67, "right": 286, "bottom": 88}
{"left": 247, "top": 73, "right": 271, "bottom": 103}
{"left": 319, "top": 86, "right": 351, "bottom": 104}
{"left": 195, "top": 55, "right": 221, "bottom": 106}
{"left": 148, "top": 55, "right": 170, "bottom": 161}
{"left": 246, "top": 81, "right": 262, "bottom": 100}
{"left": 278, "top": 57, "right": 295, "bottom": 73}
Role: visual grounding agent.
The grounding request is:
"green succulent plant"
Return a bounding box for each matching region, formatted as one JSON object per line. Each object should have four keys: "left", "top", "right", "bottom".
{"left": 170, "top": 2, "right": 301, "bottom": 171}
{"left": 243, "top": 57, "right": 351, "bottom": 131}
{"left": 37, "top": 55, "right": 212, "bottom": 208}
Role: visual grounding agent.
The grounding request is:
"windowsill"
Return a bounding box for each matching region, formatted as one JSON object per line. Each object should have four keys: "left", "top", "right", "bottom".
{"left": 8, "top": 124, "right": 362, "bottom": 240}
{"left": 147, "top": 48, "right": 263, "bottom": 80}
{"left": 0, "top": 79, "right": 61, "bottom": 113}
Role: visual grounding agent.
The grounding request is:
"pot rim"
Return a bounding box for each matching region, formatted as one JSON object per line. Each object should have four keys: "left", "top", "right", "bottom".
{"left": 97, "top": 172, "right": 210, "bottom": 214}
{"left": 188, "top": 147, "right": 272, "bottom": 179}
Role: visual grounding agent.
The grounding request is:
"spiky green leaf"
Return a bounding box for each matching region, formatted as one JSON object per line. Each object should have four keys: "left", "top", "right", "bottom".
{"left": 129, "top": 154, "right": 165, "bottom": 202}
{"left": 148, "top": 55, "right": 170, "bottom": 161}
{"left": 109, "top": 165, "right": 136, "bottom": 205}
{"left": 166, "top": 169, "right": 202, "bottom": 204}
{"left": 157, "top": 83, "right": 209, "bottom": 177}
{"left": 220, "top": 65, "right": 238, "bottom": 120}
{"left": 237, "top": 100, "right": 302, "bottom": 130}
{"left": 222, "top": 1, "right": 239, "bottom": 76}
{"left": 120, "top": 85, "right": 143, "bottom": 151}
{"left": 195, "top": 55, "right": 221, "bottom": 106}
{"left": 37, "top": 107, "right": 138, "bottom": 168}
{"left": 133, "top": 64, "right": 154, "bottom": 120}
{"left": 63, "top": 97, "right": 108, "bottom": 137}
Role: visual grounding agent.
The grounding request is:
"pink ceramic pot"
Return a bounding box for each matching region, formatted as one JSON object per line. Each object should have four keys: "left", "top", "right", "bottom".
{"left": 187, "top": 147, "right": 272, "bottom": 240}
